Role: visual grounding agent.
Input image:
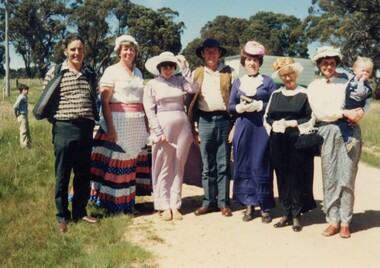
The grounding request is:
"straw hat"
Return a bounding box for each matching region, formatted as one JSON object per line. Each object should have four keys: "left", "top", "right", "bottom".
{"left": 271, "top": 57, "right": 304, "bottom": 79}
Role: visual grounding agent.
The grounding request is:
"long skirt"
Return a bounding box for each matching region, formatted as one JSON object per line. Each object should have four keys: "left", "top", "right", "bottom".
{"left": 89, "top": 103, "right": 151, "bottom": 212}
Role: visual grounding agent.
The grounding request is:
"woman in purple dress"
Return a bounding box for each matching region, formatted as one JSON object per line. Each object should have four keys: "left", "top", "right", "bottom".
{"left": 143, "top": 52, "right": 199, "bottom": 221}
{"left": 228, "top": 41, "right": 277, "bottom": 223}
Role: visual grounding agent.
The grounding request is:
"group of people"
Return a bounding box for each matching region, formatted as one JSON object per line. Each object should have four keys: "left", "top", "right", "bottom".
{"left": 38, "top": 33, "right": 373, "bottom": 239}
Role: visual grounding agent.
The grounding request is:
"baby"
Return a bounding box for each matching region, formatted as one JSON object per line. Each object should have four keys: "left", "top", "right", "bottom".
{"left": 339, "top": 56, "right": 373, "bottom": 152}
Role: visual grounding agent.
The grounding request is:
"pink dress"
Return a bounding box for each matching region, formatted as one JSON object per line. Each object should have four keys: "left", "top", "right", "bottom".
{"left": 143, "top": 67, "right": 199, "bottom": 210}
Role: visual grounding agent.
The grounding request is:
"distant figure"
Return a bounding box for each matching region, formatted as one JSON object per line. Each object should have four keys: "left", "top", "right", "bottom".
{"left": 13, "top": 84, "right": 31, "bottom": 148}
{"left": 338, "top": 56, "right": 373, "bottom": 152}
{"left": 187, "top": 38, "right": 238, "bottom": 217}
{"left": 228, "top": 41, "right": 276, "bottom": 223}
{"left": 89, "top": 35, "right": 151, "bottom": 215}
{"left": 42, "top": 34, "right": 100, "bottom": 233}
{"left": 143, "top": 51, "right": 199, "bottom": 221}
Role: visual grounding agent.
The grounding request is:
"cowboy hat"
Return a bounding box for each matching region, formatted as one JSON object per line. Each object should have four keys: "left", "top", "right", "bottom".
{"left": 195, "top": 38, "right": 227, "bottom": 58}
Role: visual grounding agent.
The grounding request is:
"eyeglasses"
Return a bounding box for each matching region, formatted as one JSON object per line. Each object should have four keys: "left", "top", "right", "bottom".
{"left": 160, "top": 62, "right": 177, "bottom": 68}
{"left": 279, "top": 72, "right": 295, "bottom": 79}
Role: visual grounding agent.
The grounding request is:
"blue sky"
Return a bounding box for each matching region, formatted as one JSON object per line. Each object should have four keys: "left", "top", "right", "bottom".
{"left": 132, "top": 0, "right": 312, "bottom": 46}
{"left": 9, "top": 0, "right": 314, "bottom": 68}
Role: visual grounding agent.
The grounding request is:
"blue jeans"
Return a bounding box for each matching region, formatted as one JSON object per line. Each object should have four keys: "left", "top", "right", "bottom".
{"left": 198, "top": 112, "right": 232, "bottom": 208}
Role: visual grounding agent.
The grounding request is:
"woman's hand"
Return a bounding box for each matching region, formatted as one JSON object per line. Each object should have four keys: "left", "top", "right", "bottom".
{"left": 159, "top": 134, "right": 169, "bottom": 144}
{"left": 176, "top": 55, "right": 189, "bottom": 69}
{"left": 344, "top": 108, "right": 364, "bottom": 124}
{"left": 107, "top": 125, "right": 117, "bottom": 142}
{"left": 228, "top": 125, "right": 235, "bottom": 143}
{"left": 193, "top": 132, "right": 200, "bottom": 144}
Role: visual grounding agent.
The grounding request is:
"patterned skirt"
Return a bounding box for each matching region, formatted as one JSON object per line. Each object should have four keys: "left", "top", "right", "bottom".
{"left": 89, "top": 103, "right": 151, "bottom": 212}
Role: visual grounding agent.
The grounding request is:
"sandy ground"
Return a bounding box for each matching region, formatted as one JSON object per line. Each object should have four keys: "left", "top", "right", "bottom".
{"left": 126, "top": 158, "right": 380, "bottom": 268}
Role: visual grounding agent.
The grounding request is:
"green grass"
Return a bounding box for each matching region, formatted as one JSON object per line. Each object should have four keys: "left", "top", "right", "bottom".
{"left": 0, "top": 81, "right": 155, "bottom": 268}
{"left": 1, "top": 80, "right": 379, "bottom": 267}
{"left": 360, "top": 100, "right": 380, "bottom": 168}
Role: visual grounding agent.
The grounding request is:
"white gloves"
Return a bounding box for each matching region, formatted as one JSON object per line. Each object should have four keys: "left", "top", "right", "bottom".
{"left": 235, "top": 100, "right": 263, "bottom": 113}
{"left": 284, "top": 120, "right": 298, "bottom": 127}
{"left": 272, "top": 119, "right": 286, "bottom": 133}
{"left": 272, "top": 119, "right": 298, "bottom": 133}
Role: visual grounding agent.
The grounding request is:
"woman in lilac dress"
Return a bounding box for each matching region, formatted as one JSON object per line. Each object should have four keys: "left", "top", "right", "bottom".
{"left": 228, "top": 41, "right": 277, "bottom": 223}
{"left": 143, "top": 52, "right": 199, "bottom": 221}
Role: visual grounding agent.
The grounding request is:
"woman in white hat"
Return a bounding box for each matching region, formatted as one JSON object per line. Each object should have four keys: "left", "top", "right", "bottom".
{"left": 143, "top": 51, "right": 199, "bottom": 221}
{"left": 228, "top": 41, "right": 277, "bottom": 223}
{"left": 307, "top": 46, "right": 365, "bottom": 238}
{"left": 89, "top": 35, "right": 151, "bottom": 214}
{"left": 264, "top": 57, "right": 317, "bottom": 232}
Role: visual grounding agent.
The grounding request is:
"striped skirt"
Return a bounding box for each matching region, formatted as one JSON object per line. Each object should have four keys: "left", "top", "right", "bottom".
{"left": 89, "top": 103, "right": 151, "bottom": 212}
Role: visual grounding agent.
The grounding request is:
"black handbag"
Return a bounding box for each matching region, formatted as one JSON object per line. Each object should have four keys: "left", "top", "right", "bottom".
{"left": 294, "top": 131, "right": 324, "bottom": 150}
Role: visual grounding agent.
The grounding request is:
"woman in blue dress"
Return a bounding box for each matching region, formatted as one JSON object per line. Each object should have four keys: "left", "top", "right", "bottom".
{"left": 228, "top": 41, "right": 277, "bottom": 223}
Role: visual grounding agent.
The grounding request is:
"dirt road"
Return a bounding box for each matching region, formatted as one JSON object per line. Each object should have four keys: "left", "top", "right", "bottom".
{"left": 127, "top": 158, "right": 380, "bottom": 268}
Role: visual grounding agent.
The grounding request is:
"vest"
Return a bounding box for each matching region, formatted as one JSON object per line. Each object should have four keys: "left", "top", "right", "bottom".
{"left": 187, "top": 65, "right": 233, "bottom": 126}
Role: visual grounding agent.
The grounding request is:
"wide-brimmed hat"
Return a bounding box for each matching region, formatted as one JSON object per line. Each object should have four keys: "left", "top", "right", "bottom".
{"left": 195, "top": 38, "right": 227, "bottom": 58}
{"left": 114, "top": 35, "right": 138, "bottom": 52}
{"left": 145, "top": 51, "right": 181, "bottom": 76}
{"left": 311, "top": 46, "right": 342, "bottom": 64}
{"left": 271, "top": 57, "right": 304, "bottom": 79}
{"left": 241, "top": 41, "right": 266, "bottom": 58}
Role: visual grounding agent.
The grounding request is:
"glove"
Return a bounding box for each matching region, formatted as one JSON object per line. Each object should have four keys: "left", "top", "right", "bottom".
{"left": 272, "top": 119, "right": 286, "bottom": 133}
{"left": 245, "top": 100, "right": 263, "bottom": 112}
{"left": 284, "top": 120, "right": 298, "bottom": 127}
{"left": 235, "top": 103, "right": 249, "bottom": 113}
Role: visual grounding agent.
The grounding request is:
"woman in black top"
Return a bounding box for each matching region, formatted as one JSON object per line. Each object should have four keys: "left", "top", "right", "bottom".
{"left": 264, "top": 57, "right": 317, "bottom": 232}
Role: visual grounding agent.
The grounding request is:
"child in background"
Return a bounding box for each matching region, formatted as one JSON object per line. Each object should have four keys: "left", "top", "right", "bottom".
{"left": 13, "top": 84, "right": 31, "bottom": 148}
{"left": 339, "top": 56, "right": 373, "bottom": 152}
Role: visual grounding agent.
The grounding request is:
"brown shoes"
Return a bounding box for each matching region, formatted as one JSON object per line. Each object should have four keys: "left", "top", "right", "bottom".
{"left": 322, "top": 225, "right": 340, "bottom": 237}
{"left": 220, "top": 207, "right": 232, "bottom": 217}
{"left": 194, "top": 206, "right": 215, "bottom": 216}
{"left": 58, "top": 221, "right": 68, "bottom": 233}
{"left": 340, "top": 225, "right": 351, "bottom": 238}
{"left": 81, "top": 215, "right": 100, "bottom": 224}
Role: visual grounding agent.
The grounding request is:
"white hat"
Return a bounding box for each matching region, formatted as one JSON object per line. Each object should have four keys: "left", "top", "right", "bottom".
{"left": 145, "top": 51, "right": 181, "bottom": 76}
{"left": 114, "top": 35, "right": 138, "bottom": 52}
{"left": 271, "top": 59, "right": 304, "bottom": 79}
{"left": 311, "top": 46, "right": 342, "bottom": 63}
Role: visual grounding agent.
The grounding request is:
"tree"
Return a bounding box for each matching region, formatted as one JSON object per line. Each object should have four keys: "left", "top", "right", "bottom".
{"left": 126, "top": 4, "right": 184, "bottom": 75}
{"left": 3, "top": 0, "right": 68, "bottom": 78}
{"left": 68, "top": 0, "right": 118, "bottom": 72}
{"left": 183, "top": 13, "right": 309, "bottom": 69}
{"left": 244, "top": 12, "right": 309, "bottom": 57}
{"left": 304, "top": 0, "right": 380, "bottom": 72}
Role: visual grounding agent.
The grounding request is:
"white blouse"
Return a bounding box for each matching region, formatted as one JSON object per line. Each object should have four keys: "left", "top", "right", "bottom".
{"left": 307, "top": 76, "right": 347, "bottom": 122}
{"left": 99, "top": 63, "right": 144, "bottom": 104}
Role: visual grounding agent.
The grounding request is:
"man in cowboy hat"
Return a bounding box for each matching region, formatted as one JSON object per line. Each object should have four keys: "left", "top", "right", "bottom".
{"left": 187, "top": 38, "right": 238, "bottom": 217}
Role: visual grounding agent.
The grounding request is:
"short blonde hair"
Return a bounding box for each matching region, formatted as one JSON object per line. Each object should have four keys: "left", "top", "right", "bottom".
{"left": 353, "top": 56, "right": 374, "bottom": 74}
{"left": 115, "top": 41, "right": 139, "bottom": 56}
